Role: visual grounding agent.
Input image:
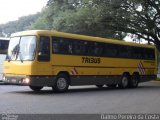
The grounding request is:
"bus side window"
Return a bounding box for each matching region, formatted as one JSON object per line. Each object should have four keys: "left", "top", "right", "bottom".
{"left": 0, "top": 40, "right": 9, "bottom": 54}
{"left": 94, "top": 42, "right": 104, "bottom": 56}
{"left": 105, "top": 44, "right": 118, "bottom": 57}
{"left": 61, "top": 39, "right": 73, "bottom": 54}
{"left": 74, "top": 40, "right": 86, "bottom": 55}
{"left": 52, "top": 38, "right": 60, "bottom": 53}
{"left": 145, "top": 49, "right": 155, "bottom": 60}
{"left": 38, "top": 36, "right": 50, "bottom": 61}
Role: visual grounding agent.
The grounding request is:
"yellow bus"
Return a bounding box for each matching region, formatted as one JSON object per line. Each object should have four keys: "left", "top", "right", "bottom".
{"left": 3, "top": 30, "right": 157, "bottom": 92}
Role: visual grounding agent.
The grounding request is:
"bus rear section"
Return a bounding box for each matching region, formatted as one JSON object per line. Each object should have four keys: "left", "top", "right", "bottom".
{"left": 2, "top": 30, "right": 157, "bottom": 92}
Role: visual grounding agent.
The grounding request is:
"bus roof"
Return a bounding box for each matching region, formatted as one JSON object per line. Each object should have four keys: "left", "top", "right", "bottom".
{"left": 11, "top": 30, "right": 155, "bottom": 49}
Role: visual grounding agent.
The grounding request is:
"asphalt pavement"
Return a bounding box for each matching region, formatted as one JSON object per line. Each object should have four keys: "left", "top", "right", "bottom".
{"left": 0, "top": 81, "right": 160, "bottom": 114}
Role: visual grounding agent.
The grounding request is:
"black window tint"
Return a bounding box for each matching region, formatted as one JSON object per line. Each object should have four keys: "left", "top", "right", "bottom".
{"left": 52, "top": 37, "right": 73, "bottom": 54}
{"left": 73, "top": 40, "right": 86, "bottom": 55}
{"left": 145, "top": 48, "right": 155, "bottom": 60}
{"left": 60, "top": 38, "right": 69, "bottom": 54}
{"left": 132, "top": 47, "right": 141, "bottom": 59}
{"left": 51, "top": 37, "right": 155, "bottom": 60}
{"left": 86, "top": 41, "right": 94, "bottom": 55}
{"left": 119, "top": 45, "right": 131, "bottom": 58}
{"left": 105, "top": 44, "right": 118, "bottom": 57}
{"left": 94, "top": 42, "right": 104, "bottom": 56}
{"left": 0, "top": 40, "right": 9, "bottom": 54}
{"left": 0, "top": 41, "right": 9, "bottom": 50}
{"left": 38, "top": 36, "right": 50, "bottom": 61}
{"left": 52, "top": 38, "right": 60, "bottom": 53}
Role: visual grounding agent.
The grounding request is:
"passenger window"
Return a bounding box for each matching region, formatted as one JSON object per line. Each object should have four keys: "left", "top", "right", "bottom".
{"left": 38, "top": 36, "right": 50, "bottom": 61}
{"left": 52, "top": 38, "right": 60, "bottom": 53}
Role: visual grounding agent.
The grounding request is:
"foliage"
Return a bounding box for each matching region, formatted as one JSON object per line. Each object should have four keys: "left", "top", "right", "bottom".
{"left": 38, "top": 0, "right": 160, "bottom": 50}
{"left": 32, "top": 0, "right": 126, "bottom": 39}
{"left": 1, "top": 0, "right": 160, "bottom": 50}
{"left": 0, "top": 13, "right": 40, "bottom": 37}
{"left": 104, "top": 0, "right": 160, "bottom": 50}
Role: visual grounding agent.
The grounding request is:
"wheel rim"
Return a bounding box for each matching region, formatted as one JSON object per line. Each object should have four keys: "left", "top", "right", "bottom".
{"left": 57, "top": 78, "right": 67, "bottom": 90}
{"left": 122, "top": 77, "right": 128, "bottom": 87}
{"left": 132, "top": 78, "right": 138, "bottom": 86}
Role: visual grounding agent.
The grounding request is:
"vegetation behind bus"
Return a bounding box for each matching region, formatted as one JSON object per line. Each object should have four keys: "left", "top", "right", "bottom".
{"left": 0, "top": 0, "right": 159, "bottom": 53}
{"left": 32, "top": 0, "right": 160, "bottom": 51}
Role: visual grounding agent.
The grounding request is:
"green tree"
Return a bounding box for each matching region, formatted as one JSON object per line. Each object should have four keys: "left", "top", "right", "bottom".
{"left": 33, "top": 0, "right": 126, "bottom": 39}
{"left": 104, "top": 0, "right": 160, "bottom": 50}
{"left": 0, "top": 13, "right": 40, "bottom": 37}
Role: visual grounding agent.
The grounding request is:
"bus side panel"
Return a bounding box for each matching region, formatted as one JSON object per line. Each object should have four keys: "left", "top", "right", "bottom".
{"left": 70, "top": 75, "right": 121, "bottom": 86}
{"left": 51, "top": 54, "right": 156, "bottom": 76}
{"left": 51, "top": 54, "right": 157, "bottom": 86}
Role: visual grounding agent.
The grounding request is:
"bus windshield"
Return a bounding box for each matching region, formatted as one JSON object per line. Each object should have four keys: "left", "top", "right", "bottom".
{"left": 7, "top": 36, "right": 36, "bottom": 61}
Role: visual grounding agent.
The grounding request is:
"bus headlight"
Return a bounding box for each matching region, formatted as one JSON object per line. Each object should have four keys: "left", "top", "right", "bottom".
{"left": 2, "top": 75, "right": 6, "bottom": 81}
{"left": 23, "top": 78, "right": 30, "bottom": 84}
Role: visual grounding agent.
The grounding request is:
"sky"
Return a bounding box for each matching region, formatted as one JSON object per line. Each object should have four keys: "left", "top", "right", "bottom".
{"left": 0, "top": 0, "right": 47, "bottom": 24}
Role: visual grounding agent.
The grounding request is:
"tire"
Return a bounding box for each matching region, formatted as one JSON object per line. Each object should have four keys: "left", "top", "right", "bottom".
{"left": 106, "top": 84, "right": 117, "bottom": 88}
{"left": 53, "top": 74, "right": 69, "bottom": 93}
{"left": 29, "top": 86, "right": 43, "bottom": 91}
{"left": 96, "top": 85, "right": 104, "bottom": 88}
{"left": 118, "top": 74, "right": 129, "bottom": 89}
{"left": 128, "top": 73, "right": 139, "bottom": 88}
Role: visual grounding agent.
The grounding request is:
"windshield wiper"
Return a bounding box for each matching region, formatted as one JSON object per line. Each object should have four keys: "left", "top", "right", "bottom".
{"left": 7, "top": 54, "right": 11, "bottom": 62}
{"left": 8, "top": 50, "right": 17, "bottom": 62}
{"left": 19, "top": 52, "right": 23, "bottom": 63}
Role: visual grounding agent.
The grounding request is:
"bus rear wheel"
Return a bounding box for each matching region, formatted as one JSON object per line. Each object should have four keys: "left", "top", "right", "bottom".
{"left": 118, "top": 74, "right": 129, "bottom": 89}
{"left": 52, "top": 74, "right": 69, "bottom": 93}
{"left": 129, "top": 73, "right": 139, "bottom": 88}
{"left": 29, "top": 86, "right": 43, "bottom": 91}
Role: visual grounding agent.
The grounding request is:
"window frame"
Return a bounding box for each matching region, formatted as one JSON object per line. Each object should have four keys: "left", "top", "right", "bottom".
{"left": 51, "top": 36, "right": 155, "bottom": 60}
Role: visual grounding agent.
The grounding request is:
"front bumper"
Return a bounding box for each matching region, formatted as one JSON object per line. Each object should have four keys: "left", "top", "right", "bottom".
{"left": 3, "top": 75, "right": 56, "bottom": 87}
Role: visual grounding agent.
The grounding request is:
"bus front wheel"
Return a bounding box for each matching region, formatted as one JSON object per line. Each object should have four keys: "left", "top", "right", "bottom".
{"left": 52, "top": 74, "right": 69, "bottom": 93}
{"left": 29, "top": 86, "right": 43, "bottom": 91}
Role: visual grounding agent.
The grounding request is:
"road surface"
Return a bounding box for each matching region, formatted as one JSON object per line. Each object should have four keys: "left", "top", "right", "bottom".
{"left": 0, "top": 81, "right": 160, "bottom": 114}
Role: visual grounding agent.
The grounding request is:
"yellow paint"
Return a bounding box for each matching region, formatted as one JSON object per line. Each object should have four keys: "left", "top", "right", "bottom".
{"left": 3, "top": 30, "right": 157, "bottom": 77}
